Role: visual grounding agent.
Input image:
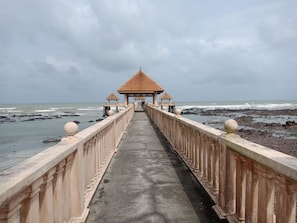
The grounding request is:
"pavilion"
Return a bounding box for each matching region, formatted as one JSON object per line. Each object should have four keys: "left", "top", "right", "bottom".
{"left": 118, "top": 69, "right": 164, "bottom": 106}
{"left": 160, "top": 91, "right": 175, "bottom": 112}
{"left": 160, "top": 91, "right": 173, "bottom": 105}
{"left": 103, "top": 92, "right": 120, "bottom": 116}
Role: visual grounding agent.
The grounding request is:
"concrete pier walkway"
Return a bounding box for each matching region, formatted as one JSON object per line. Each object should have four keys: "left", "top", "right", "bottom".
{"left": 86, "top": 111, "right": 220, "bottom": 223}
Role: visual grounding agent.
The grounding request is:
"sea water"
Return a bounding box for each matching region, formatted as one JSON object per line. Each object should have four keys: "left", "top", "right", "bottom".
{"left": 0, "top": 103, "right": 104, "bottom": 171}
{"left": 0, "top": 100, "right": 297, "bottom": 172}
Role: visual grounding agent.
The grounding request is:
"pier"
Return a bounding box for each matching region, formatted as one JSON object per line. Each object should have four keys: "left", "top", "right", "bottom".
{"left": 1, "top": 70, "right": 297, "bottom": 223}
{"left": 86, "top": 109, "right": 218, "bottom": 223}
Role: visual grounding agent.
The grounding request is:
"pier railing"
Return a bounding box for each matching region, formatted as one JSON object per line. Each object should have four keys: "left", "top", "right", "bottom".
{"left": 0, "top": 105, "right": 134, "bottom": 223}
{"left": 145, "top": 104, "right": 297, "bottom": 223}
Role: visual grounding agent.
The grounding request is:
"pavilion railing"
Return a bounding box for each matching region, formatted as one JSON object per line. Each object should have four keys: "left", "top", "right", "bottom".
{"left": 145, "top": 104, "right": 297, "bottom": 223}
{"left": 0, "top": 104, "right": 134, "bottom": 223}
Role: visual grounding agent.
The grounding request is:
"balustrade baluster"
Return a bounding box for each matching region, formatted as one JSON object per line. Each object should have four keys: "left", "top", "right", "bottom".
{"left": 53, "top": 160, "right": 65, "bottom": 222}
{"left": 275, "top": 175, "right": 296, "bottom": 223}
{"left": 90, "top": 137, "right": 96, "bottom": 186}
{"left": 176, "top": 122, "right": 181, "bottom": 153}
{"left": 99, "top": 131, "right": 103, "bottom": 171}
{"left": 185, "top": 127, "right": 189, "bottom": 161}
{"left": 235, "top": 156, "right": 247, "bottom": 222}
{"left": 63, "top": 155, "right": 73, "bottom": 221}
{"left": 285, "top": 183, "right": 296, "bottom": 223}
{"left": 225, "top": 149, "right": 236, "bottom": 215}
{"left": 199, "top": 134, "right": 204, "bottom": 178}
{"left": 193, "top": 132, "right": 200, "bottom": 173}
{"left": 82, "top": 144, "right": 87, "bottom": 192}
{"left": 94, "top": 136, "right": 98, "bottom": 177}
{"left": 213, "top": 142, "right": 219, "bottom": 196}
{"left": 244, "top": 159, "right": 253, "bottom": 223}
{"left": 0, "top": 205, "right": 19, "bottom": 222}
{"left": 209, "top": 141, "right": 214, "bottom": 189}
{"left": 190, "top": 129, "right": 195, "bottom": 168}
{"left": 24, "top": 178, "right": 43, "bottom": 223}
{"left": 70, "top": 147, "right": 84, "bottom": 218}
{"left": 0, "top": 191, "right": 28, "bottom": 223}
{"left": 102, "top": 129, "right": 106, "bottom": 163}
{"left": 203, "top": 136, "right": 209, "bottom": 182}
{"left": 189, "top": 128, "right": 194, "bottom": 169}
{"left": 188, "top": 127, "right": 192, "bottom": 164}
{"left": 219, "top": 142, "right": 226, "bottom": 209}
{"left": 255, "top": 164, "right": 275, "bottom": 222}
{"left": 180, "top": 123, "right": 184, "bottom": 156}
{"left": 39, "top": 168, "right": 55, "bottom": 223}
{"left": 83, "top": 142, "right": 89, "bottom": 189}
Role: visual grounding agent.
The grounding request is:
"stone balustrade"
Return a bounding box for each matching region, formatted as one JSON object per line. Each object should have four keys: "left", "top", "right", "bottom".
{"left": 0, "top": 105, "right": 134, "bottom": 223}
{"left": 145, "top": 104, "right": 297, "bottom": 223}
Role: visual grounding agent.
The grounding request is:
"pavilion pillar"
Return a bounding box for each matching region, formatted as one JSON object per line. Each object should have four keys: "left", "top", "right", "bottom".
{"left": 124, "top": 94, "right": 128, "bottom": 106}
{"left": 153, "top": 92, "right": 158, "bottom": 106}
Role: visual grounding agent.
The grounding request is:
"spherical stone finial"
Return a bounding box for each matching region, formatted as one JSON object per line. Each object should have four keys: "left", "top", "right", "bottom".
{"left": 108, "top": 110, "right": 113, "bottom": 116}
{"left": 64, "top": 122, "right": 78, "bottom": 136}
{"left": 224, "top": 119, "right": 238, "bottom": 134}
{"left": 175, "top": 108, "right": 181, "bottom": 115}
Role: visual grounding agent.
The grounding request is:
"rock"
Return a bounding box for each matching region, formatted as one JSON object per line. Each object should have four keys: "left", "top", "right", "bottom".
{"left": 285, "top": 120, "right": 296, "bottom": 126}
{"left": 21, "top": 118, "right": 35, "bottom": 122}
{"left": 61, "top": 113, "right": 80, "bottom": 117}
{"left": 43, "top": 137, "right": 62, "bottom": 143}
{"left": 181, "top": 107, "right": 200, "bottom": 115}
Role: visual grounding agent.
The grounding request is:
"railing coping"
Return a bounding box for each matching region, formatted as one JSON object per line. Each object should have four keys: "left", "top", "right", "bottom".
{"left": 0, "top": 105, "right": 134, "bottom": 205}
{"left": 147, "top": 104, "right": 223, "bottom": 137}
{"left": 225, "top": 136, "right": 297, "bottom": 181}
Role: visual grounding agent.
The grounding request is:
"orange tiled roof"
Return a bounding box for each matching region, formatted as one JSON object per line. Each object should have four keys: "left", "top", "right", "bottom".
{"left": 106, "top": 92, "right": 119, "bottom": 101}
{"left": 118, "top": 70, "right": 164, "bottom": 94}
{"left": 160, "top": 92, "right": 172, "bottom": 100}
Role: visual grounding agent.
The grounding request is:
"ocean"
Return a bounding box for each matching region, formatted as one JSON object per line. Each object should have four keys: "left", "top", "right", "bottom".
{"left": 176, "top": 100, "right": 297, "bottom": 126}
{"left": 1, "top": 100, "right": 297, "bottom": 172}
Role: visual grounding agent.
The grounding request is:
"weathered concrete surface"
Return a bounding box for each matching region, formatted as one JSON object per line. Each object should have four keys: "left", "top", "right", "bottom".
{"left": 86, "top": 111, "right": 221, "bottom": 223}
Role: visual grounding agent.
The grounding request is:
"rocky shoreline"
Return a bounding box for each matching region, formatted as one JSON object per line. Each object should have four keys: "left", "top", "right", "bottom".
{"left": 0, "top": 112, "right": 80, "bottom": 123}
{"left": 182, "top": 108, "right": 297, "bottom": 157}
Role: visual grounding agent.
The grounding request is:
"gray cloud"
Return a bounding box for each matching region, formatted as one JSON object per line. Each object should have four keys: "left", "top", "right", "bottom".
{"left": 0, "top": 0, "right": 296, "bottom": 103}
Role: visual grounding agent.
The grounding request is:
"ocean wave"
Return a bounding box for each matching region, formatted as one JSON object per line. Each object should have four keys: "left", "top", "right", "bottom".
{"left": 0, "top": 110, "right": 24, "bottom": 113}
{"left": 77, "top": 108, "right": 99, "bottom": 111}
{"left": 35, "top": 109, "right": 57, "bottom": 113}
{"left": 0, "top": 107, "right": 17, "bottom": 110}
{"left": 176, "top": 102, "right": 297, "bottom": 110}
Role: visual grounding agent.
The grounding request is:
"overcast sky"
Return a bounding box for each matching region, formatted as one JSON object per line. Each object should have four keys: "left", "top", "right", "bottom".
{"left": 0, "top": 0, "right": 296, "bottom": 103}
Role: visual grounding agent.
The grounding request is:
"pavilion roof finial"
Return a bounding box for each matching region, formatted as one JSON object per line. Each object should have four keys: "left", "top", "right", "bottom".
{"left": 140, "top": 66, "right": 142, "bottom": 72}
